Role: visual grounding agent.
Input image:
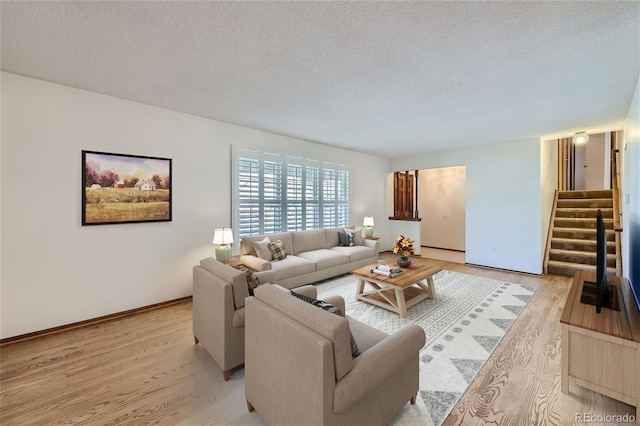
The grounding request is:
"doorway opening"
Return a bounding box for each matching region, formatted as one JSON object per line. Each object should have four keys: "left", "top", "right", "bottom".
{"left": 388, "top": 166, "right": 467, "bottom": 264}
{"left": 559, "top": 131, "right": 621, "bottom": 191}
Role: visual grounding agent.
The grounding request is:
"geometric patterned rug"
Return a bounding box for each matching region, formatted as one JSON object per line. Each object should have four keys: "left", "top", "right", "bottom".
{"left": 315, "top": 270, "right": 536, "bottom": 426}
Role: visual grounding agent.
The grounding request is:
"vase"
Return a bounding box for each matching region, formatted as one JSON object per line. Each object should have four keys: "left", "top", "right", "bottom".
{"left": 397, "top": 256, "right": 411, "bottom": 267}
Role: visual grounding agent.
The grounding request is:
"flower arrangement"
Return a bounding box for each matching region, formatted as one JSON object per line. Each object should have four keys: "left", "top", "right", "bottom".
{"left": 393, "top": 235, "right": 415, "bottom": 257}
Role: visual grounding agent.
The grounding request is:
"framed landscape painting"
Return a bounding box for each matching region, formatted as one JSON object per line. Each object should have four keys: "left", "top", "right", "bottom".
{"left": 82, "top": 150, "right": 172, "bottom": 225}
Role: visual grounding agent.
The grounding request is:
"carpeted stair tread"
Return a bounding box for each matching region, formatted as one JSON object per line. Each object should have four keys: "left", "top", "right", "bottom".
{"left": 552, "top": 227, "right": 615, "bottom": 241}
{"left": 557, "top": 190, "right": 613, "bottom": 199}
{"left": 549, "top": 248, "right": 616, "bottom": 267}
{"left": 556, "top": 198, "right": 613, "bottom": 208}
{"left": 554, "top": 217, "right": 614, "bottom": 229}
{"left": 555, "top": 208, "right": 613, "bottom": 218}
{"left": 551, "top": 238, "right": 616, "bottom": 253}
{"left": 547, "top": 260, "right": 616, "bottom": 277}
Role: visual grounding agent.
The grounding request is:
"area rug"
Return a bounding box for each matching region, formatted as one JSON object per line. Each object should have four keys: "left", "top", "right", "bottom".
{"left": 315, "top": 270, "right": 536, "bottom": 426}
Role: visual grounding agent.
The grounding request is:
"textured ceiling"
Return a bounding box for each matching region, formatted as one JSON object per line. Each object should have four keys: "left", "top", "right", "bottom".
{"left": 2, "top": 1, "right": 639, "bottom": 158}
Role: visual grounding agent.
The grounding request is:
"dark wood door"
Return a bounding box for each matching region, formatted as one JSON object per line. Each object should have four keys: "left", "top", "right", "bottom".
{"left": 394, "top": 172, "right": 414, "bottom": 219}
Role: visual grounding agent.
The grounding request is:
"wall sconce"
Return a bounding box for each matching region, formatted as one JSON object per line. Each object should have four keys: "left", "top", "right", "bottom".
{"left": 572, "top": 132, "right": 589, "bottom": 144}
{"left": 363, "top": 217, "right": 375, "bottom": 238}
{"left": 212, "top": 227, "right": 234, "bottom": 264}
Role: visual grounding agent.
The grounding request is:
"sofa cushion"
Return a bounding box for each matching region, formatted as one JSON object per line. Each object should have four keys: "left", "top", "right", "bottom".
{"left": 241, "top": 232, "right": 293, "bottom": 256}
{"left": 290, "top": 291, "right": 361, "bottom": 358}
{"left": 297, "top": 249, "right": 349, "bottom": 270}
{"left": 268, "top": 255, "right": 315, "bottom": 280}
{"left": 292, "top": 229, "right": 327, "bottom": 255}
{"left": 199, "top": 257, "right": 249, "bottom": 309}
{"left": 324, "top": 227, "right": 342, "bottom": 248}
{"left": 269, "top": 240, "right": 287, "bottom": 261}
{"left": 253, "top": 237, "right": 272, "bottom": 261}
{"left": 330, "top": 245, "right": 375, "bottom": 262}
{"left": 270, "top": 232, "right": 294, "bottom": 254}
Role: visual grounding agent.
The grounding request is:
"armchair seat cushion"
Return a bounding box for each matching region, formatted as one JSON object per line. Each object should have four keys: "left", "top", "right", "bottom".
{"left": 347, "top": 317, "right": 388, "bottom": 353}
{"left": 232, "top": 307, "right": 245, "bottom": 328}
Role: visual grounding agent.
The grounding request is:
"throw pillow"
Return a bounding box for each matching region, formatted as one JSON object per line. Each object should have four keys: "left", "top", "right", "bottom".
{"left": 344, "top": 227, "right": 363, "bottom": 245}
{"left": 268, "top": 239, "right": 287, "bottom": 261}
{"left": 290, "top": 291, "right": 361, "bottom": 358}
{"left": 231, "top": 265, "right": 262, "bottom": 296}
{"left": 338, "top": 230, "right": 354, "bottom": 246}
{"left": 345, "top": 231, "right": 355, "bottom": 246}
{"left": 338, "top": 230, "right": 348, "bottom": 246}
{"left": 253, "top": 237, "right": 272, "bottom": 261}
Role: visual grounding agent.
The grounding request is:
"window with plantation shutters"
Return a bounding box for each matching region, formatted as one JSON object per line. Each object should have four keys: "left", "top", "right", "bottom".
{"left": 233, "top": 148, "right": 349, "bottom": 240}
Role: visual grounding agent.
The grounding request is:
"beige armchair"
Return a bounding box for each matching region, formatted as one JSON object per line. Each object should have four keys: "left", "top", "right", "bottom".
{"left": 245, "top": 283, "right": 426, "bottom": 425}
{"left": 192, "top": 258, "right": 316, "bottom": 381}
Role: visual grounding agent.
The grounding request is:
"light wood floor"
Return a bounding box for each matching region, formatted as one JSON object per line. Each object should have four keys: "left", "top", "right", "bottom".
{"left": 419, "top": 247, "right": 466, "bottom": 264}
{"left": 1, "top": 262, "right": 637, "bottom": 425}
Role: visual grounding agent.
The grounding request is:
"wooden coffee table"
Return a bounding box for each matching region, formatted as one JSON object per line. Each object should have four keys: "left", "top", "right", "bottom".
{"left": 351, "top": 257, "right": 443, "bottom": 318}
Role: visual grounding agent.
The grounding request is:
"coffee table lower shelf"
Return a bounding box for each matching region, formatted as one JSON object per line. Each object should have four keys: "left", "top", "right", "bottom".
{"left": 355, "top": 277, "right": 436, "bottom": 318}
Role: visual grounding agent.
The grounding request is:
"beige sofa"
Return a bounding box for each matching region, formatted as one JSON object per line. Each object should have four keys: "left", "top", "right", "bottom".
{"left": 245, "top": 284, "right": 426, "bottom": 425}
{"left": 192, "top": 257, "right": 321, "bottom": 380}
{"left": 239, "top": 227, "right": 379, "bottom": 289}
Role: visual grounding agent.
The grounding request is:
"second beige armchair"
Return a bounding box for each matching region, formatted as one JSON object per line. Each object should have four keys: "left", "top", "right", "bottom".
{"left": 192, "top": 258, "right": 317, "bottom": 381}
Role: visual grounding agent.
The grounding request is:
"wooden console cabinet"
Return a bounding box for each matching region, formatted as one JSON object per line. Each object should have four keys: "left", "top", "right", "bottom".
{"left": 560, "top": 271, "right": 640, "bottom": 408}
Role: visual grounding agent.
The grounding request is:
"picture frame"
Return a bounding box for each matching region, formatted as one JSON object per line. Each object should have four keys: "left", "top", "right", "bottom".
{"left": 82, "top": 150, "right": 172, "bottom": 226}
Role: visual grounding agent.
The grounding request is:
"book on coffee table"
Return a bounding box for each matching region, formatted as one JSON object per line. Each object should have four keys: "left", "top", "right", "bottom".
{"left": 370, "top": 265, "right": 403, "bottom": 278}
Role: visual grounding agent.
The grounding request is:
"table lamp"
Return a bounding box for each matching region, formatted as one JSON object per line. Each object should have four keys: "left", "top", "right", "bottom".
{"left": 363, "top": 217, "right": 375, "bottom": 238}
{"left": 213, "top": 228, "right": 234, "bottom": 263}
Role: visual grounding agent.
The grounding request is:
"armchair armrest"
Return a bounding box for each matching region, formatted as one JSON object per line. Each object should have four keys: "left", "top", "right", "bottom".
{"left": 240, "top": 255, "right": 272, "bottom": 271}
{"left": 322, "top": 295, "right": 345, "bottom": 314}
{"left": 254, "top": 270, "right": 276, "bottom": 284}
{"left": 291, "top": 284, "right": 317, "bottom": 299}
{"left": 333, "top": 324, "right": 425, "bottom": 414}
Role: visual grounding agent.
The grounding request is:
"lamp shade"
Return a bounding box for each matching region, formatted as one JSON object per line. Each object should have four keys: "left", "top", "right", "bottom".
{"left": 363, "top": 217, "right": 375, "bottom": 227}
{"left": 213, "top": 228, "right": 234, "bottom": 245}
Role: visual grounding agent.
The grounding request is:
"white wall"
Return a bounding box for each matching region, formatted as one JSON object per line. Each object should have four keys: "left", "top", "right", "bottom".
{"left": 0, "top": 73, "right": 389, "bottom": 339}
{"left": 621, "top": 73, "right": 640, "bottom": 288}
{"left": 388, "top": 220, "right": 422, "bottom": 255}
{"left": 390, "top": 138, "right": 543, "bottom": 274}
{"left": 418, "top": 166, "right": 466, "bottom": 251}
{"left": 540, "top": 139, "right": 558, "bottom": 261}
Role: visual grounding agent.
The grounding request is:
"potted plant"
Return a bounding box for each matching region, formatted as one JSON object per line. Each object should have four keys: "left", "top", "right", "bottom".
{"left": 393, "top": 235, "right": 415, "bottom": 267}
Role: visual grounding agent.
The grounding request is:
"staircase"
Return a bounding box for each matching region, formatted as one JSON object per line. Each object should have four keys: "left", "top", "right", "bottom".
{"left": 545, "top": 190, "right": 618, "bottom": 277}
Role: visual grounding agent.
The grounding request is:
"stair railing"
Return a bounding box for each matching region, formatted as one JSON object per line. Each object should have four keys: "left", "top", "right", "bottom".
{"left": 611, "top": 148, "right": 623, "bottom": 275}
{"left": 543, "top": 190, "right": 559, "bottom": 274}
